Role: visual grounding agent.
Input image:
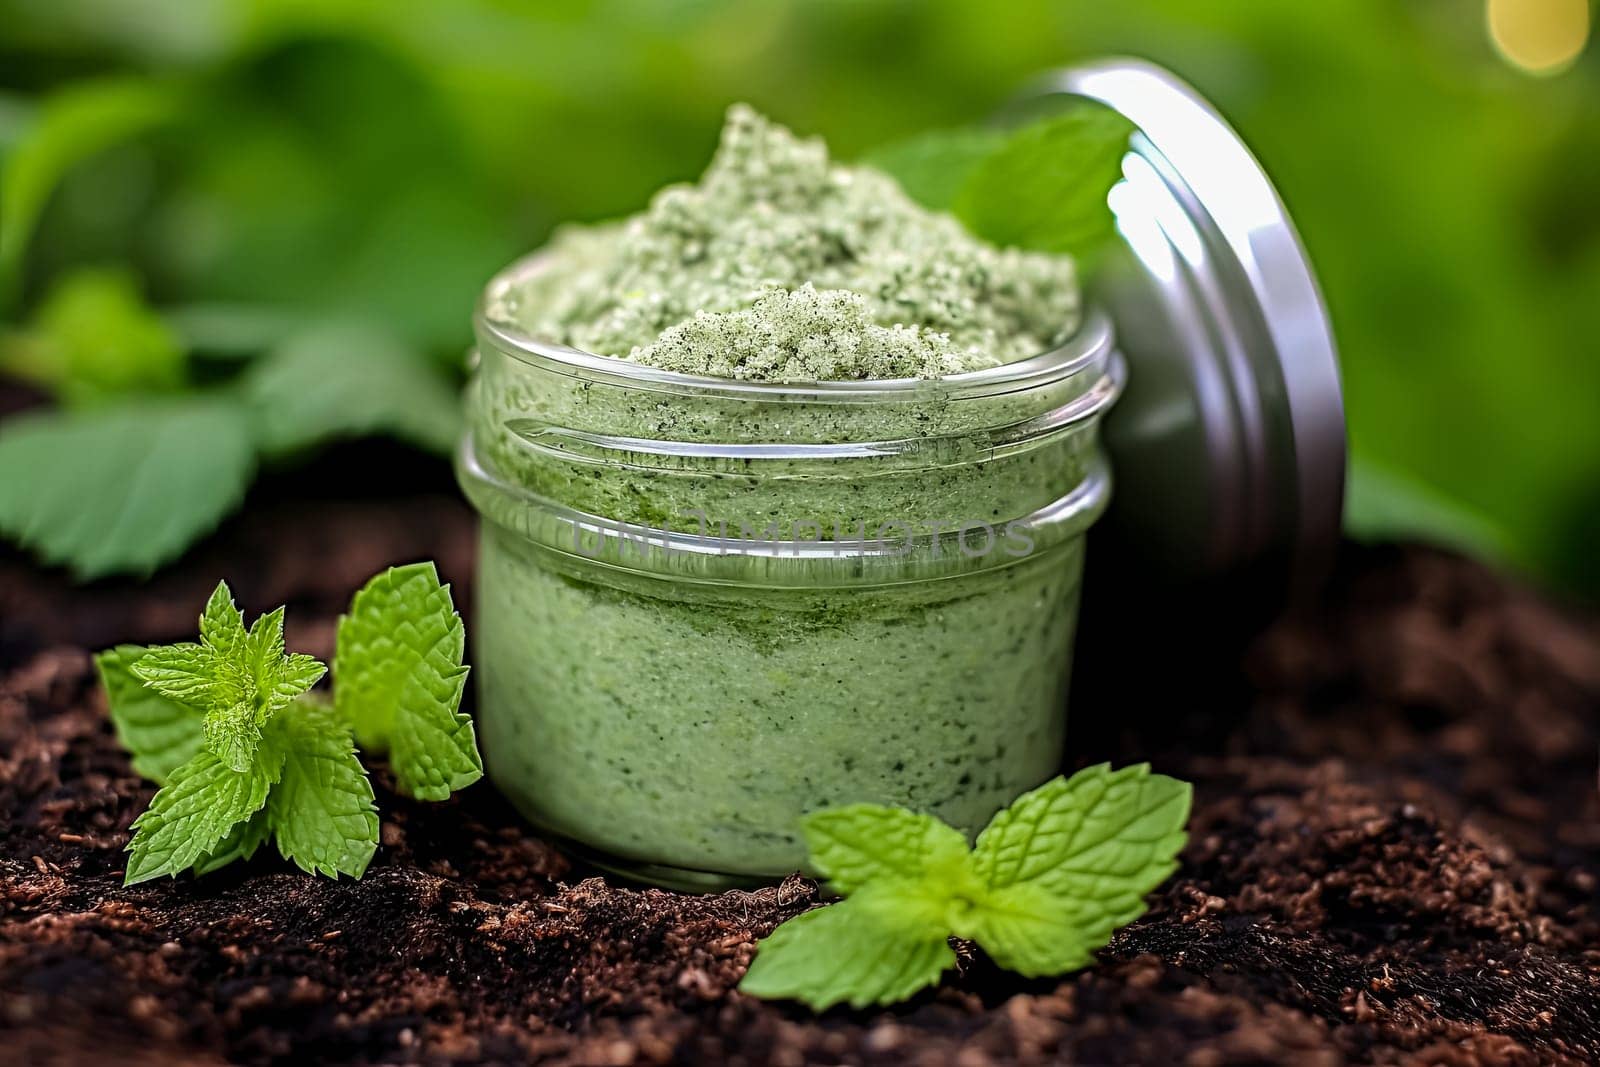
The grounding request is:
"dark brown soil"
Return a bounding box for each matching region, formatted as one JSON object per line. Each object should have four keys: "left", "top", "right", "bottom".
{"left": 3, "top": 453, "right": 1599, "bottom": 1064}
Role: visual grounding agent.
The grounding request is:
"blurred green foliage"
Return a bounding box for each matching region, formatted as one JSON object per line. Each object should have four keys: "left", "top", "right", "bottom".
{"left": 1, "top": 0, "right": 1597, "bottom": 594}
{"left": 2, "top": 267, "right": 185, "bottom": 403}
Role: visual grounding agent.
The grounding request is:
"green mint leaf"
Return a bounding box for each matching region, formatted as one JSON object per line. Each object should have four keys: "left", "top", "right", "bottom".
{"left": 201, "top": 701, "right": 263, "bottom": 775}
{"left": 243, "top": 321, "right": 463, "bottom": 459}
{"left": 131, "top": 581, "right": 327, "bottom": 772}
{"left": 277, "top": 653, "right": 329, "bottom": 704}
{"left": 949, "top": 880, "right": 1101, "bottom": 978}
{"left": 245, "top": 606, "right": 327, "bottom": 711}
{"left": 264, "top": 701, "right": 379, "bottom": 880}
{"left": 741, "top": 764, "right": 1191, "bottom": 1009}
{"left": 200, "top": 580, "right": 248, "bottom": 658}
{"left": 95, "top": 645, "right": 204, "bottom": 784}
{"left": 0, "top": 397, "right": 256, "bottom": 579}
{"left": 131, "top": 642, "right": 215, "bottom": 706}
{"left": 0, "top": 268, "right": 187, "bottom": 406}
{"left": 0, "top": 78, "right": 176, "bottom": 310}
{"left": 950, "top": 104, "right": 1133, "bottom": 259}
{"left": 739, "top": 884, "right": 955, "bottom": 1010}
{"left": 124, "top": 748, "right": 282, "bottom": 885}
{"left": 864, "top": 127, "right": 1009, "bottom": 211}
{"left": 192, "top": 808, "right": 272, "bottom": 876}
{"left": 334, "top": 562, "right": 480, "bottom": 801}
{"left": 801, "top": 804, "right": 969, "bottom": 895}
{"left": 967, "top": 763, "right": 1190, "bottom": 962}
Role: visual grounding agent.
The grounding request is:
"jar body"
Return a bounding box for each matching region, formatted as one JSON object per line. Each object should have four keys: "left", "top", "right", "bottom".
{"left": 459, "top": 256, "right": 1121, "bottom": 886}
{"left": 473, "top": 518, "right": 1086, "bottom": 883}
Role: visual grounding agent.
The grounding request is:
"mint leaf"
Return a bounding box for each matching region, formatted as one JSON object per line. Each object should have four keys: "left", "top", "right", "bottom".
{"left": 133, "top": 642, "right": 217, "bottom": 706}
{"left": 124, "top": 748, "right": 281, "bottom": 885}
{"left": 950, "top": 105, "right": 1132, "bottom": 258}
{"left": 334, "top": 562, "right": 479, "bottom": 801}
{"left": 200, "top": 702, "right": 265, "bottom": 776}
{"left": 802, "top": 804, "right": 969, "bottom": 895}
{"left": 739, "top": 884, "right": 955, "bottom": 1011}
{"left": 741, "top": 764, "right": 1191, "bottom": 1010}
{"left": 953, "top": 765, "right": 1189, "bottom": 977}
{"left": 951, "top": 880, "right": 1100, "bottom": 978}
{"left": 265, "top": 700, "right": 379, "bottom": 879}
{"left": 0, "top": 268, "right": 187, "bottom": 406}
{"left": 199, "top": 579, "right": 247, "bottom": 657}
{"left": 967, "top": 762, "right": 1189, "bottom": 968}
{"left": 193, "top": 807, "right": 272, "bottom": 876}
{"left": 868, "top": 106, "right": 1132, "bottom": 260}
{"left": 96, "top": 645, "right": 204, "bottom": 784}
{"left": 132, "top": 581, "right": 327, "bottom": 771}
{"left": 246, "top": 607, "right": 328, "bottom": 708}
{"left": 0, "top": 398, "right": 256, "bottom": 579}
{"left": 243, "top": 321, "right": 462, "bottom": 459}
{"left": 971, "top": 763, "right": 1190, "bottom": 903}
{"left": 864, "top": 127, "right": 1009, "bottom": 211}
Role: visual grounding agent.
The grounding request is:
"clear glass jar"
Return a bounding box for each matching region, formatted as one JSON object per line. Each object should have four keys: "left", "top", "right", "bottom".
{"left": 456, "top": 254, "right": 1122, "bottom": 888}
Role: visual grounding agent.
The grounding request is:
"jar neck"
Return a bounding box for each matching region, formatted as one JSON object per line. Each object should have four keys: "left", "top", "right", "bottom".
{"left": 458, "top": 434, "right": 1111, "bottom": 589}
{"left": 460, "top": 297, "right": 1123, "bottom": 583}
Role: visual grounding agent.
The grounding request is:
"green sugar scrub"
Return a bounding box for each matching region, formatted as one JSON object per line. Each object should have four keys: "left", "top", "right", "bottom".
{"left": 507, "top": 103, "right": 1079, "bottom": 373}
{"left": 458, "top": 106, "right": 1121, "bottom": 887}
{"left": 634, "top": 284, "right": 978, "bottom": 382}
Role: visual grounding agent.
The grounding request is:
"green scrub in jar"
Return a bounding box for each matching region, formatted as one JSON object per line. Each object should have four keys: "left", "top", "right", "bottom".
{"left": 458, "top": 105, "right": 1120, "bottom": 887}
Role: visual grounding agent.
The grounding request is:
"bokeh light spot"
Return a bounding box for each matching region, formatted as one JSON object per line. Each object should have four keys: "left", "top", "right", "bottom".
{"left": 1487, "top": 0, "right": 1591, "bottom": 75}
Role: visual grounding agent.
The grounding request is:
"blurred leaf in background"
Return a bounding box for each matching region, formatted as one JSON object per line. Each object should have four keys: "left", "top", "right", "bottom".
{"left": 866, "top": 128, "right": 1011, "bottom": 212}
{"left": 0, "top": 77, "right": 177, "bottom": 310}
{"left": 0, "top": 0, "right": 1597, "bottom": 597}
{"left": 244, "top": 321, "right": 462, "bottom": 459}
{"left": 1344, "top": 454, "right": 1517, "bottom": 569}
{"left": 0, "top": 398, "right": 256, "bottom": 579}
{"left": 869, "top": 104, "right": 1134, "bottom": 260}
{"left": 1, "top": 267, "right": 185, "bottom": 404}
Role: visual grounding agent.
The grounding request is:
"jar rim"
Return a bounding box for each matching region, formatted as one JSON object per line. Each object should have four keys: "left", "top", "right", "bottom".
{"left": 475, "top": 251, "right": 1115, "bottom": 404}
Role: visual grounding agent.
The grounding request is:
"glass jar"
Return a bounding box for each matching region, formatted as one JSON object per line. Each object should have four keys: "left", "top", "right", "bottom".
{"left": 457, "top": 253, "right": 1123, "bottom": 888}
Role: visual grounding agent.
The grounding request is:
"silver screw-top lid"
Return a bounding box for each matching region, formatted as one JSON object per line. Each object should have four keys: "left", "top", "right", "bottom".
{"left": 1016, "top": 59, "right": 1346, "bottom": 598}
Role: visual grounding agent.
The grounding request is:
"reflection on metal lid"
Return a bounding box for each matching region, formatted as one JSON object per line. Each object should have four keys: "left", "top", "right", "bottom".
{"left": 1013, "top": 58, "right": 1347, "bottom": 595}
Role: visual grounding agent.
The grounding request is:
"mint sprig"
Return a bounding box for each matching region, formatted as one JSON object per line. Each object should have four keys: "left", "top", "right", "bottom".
{"left": 133, "top": 582, "right": 326, "bottom": 772}
{"left": 99, "top": 564, "right": 480, "bottom": 886}
{"left": 739, "top": 764, "right": 1192, "bottom": 1010}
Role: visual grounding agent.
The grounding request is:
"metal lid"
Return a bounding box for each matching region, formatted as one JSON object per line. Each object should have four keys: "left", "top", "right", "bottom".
{"left": 1014, "top": 59, "right": 1346, "bottom": 595}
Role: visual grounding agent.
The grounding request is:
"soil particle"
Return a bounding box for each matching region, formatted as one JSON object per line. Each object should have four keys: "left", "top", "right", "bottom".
{"left": 3, "top": 481, "right": 1599, "bottom": 1063}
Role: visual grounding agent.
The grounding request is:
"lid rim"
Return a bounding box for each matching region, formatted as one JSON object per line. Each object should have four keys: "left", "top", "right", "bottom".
{"left": 1023, "top": 57, "right": 1347, "bottom": 589}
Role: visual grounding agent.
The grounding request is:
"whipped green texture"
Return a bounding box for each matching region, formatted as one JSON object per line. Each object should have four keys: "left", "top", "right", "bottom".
{"left": 463, "top": 106, "right": 1109, "bottom": 885}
